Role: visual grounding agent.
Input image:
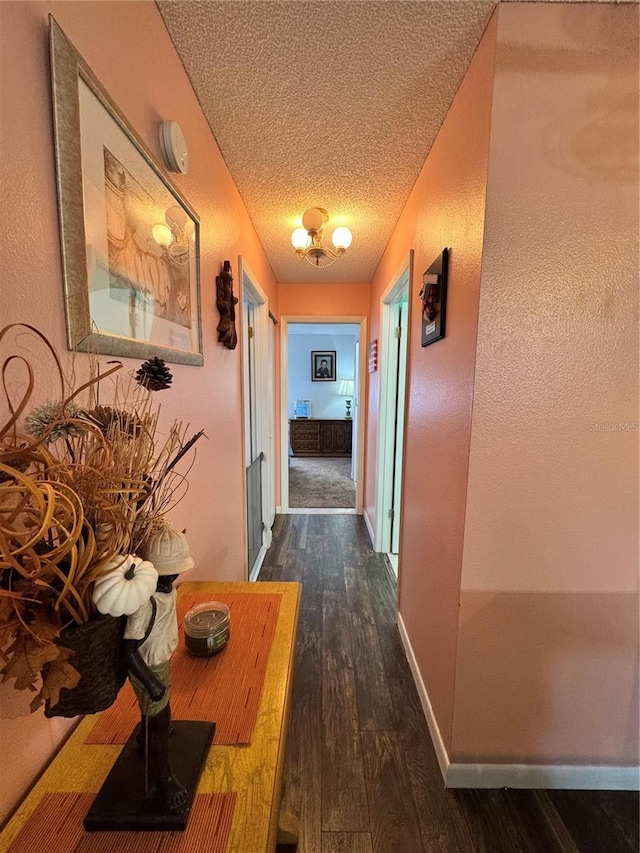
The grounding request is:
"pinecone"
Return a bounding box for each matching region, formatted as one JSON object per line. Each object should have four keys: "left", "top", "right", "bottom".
{"left": 83, "top": 405, "right": 142, "bottom": 437}
{"left": 135, "top": 358, "right": 173, "bottom": 391}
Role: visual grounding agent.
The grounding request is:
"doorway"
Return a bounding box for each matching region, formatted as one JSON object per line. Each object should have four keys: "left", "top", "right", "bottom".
{"left": 375, "top": 253, "right": 413, "bottom": 576}
{"left": 240, "top": 258, "right": 275, "bottom": 580}
{"left": 280, "top": 316, "right": 367, "bottom": 514}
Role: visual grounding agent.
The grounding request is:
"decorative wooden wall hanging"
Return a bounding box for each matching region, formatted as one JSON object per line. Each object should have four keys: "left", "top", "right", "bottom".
{"left": 419, "top": 248, "right": 449, "bottom": 347}
{"left": 216, "top": 260, "right": 238, "bottom": 350}
{"left": 368, "top": 339, "right": 378, "bottom": 373}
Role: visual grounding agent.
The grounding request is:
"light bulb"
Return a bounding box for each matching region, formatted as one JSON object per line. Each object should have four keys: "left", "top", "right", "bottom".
{"left": 302, "top": 208, "right": 325, "bottom": 232}
{"left": 291, "top": 228, "right": 311, "bottom": 250}
{"left": 331, "top": 227, "right": 352, "bottom": 250}
{"left": 152, "top": 223, "right": 173, "bottom": 247}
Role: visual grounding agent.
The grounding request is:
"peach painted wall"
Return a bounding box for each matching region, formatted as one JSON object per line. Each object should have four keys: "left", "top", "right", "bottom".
{"left": 452, "top": 3, "right": 639, "bottom": 765}
{"left": 277, "top": 283, "right": 371, "bottom": 318}
{"left": 365, "top": 14, "right": 499, "bottom": 753}
{"left": 0, "top": 0, "right": 277, "bottom": 821}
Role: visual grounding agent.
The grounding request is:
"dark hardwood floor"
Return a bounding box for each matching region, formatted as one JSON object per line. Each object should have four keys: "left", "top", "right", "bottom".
{"left": 259, "top": 514, "right": 639, "bottom": 853}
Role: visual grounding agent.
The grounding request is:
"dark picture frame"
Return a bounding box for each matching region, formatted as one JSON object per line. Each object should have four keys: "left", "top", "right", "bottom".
{"left": 49, "top": 16, "right": 203, "bottom": 365}
{"left": 311, "top": 350, "right": 336, "bottom": 382}
{"left": 419, "top": 248, "right": 449, "bottom": 347}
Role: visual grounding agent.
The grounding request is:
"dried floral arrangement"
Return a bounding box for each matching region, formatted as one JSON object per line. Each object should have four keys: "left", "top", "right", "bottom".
{"left": 0, "top": 325, "right": 203, "bottom": 712}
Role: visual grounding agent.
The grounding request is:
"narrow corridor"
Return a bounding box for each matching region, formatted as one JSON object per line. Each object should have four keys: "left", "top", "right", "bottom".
{"left": 260, "top": 515, "right": 638, "bottom": 853}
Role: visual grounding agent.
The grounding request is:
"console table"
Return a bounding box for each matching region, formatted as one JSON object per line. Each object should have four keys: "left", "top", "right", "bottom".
{"left": 289, "top": 418, "right": 352, "bottom": 456}
{"left": 0, "top": 581, "right": 300, "bottom": 853}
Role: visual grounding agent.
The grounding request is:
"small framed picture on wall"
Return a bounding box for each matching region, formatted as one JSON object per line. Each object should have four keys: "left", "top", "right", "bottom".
{"left": 311, "top": 350, "right": 336, "bottom": 381}
{"left": 420, "top": 248, "right": 449, "bottom": 347}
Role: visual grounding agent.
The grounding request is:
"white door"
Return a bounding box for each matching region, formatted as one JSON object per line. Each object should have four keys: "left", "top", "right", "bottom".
{"left": 374, "top": 253, "right": 413, "bottom": 570}
{"left": 240, "top": 259, "right": 274, "bottom": 579}
{"left": 351, "top": 340, "right": 359, "bottom": 482}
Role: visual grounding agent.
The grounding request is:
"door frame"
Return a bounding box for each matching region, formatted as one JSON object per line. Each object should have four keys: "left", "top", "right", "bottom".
{"left": 374, "top": 252, "right": 414, "bottom": 557}
{"left": 279, "top": 315, "right": 367, "bottom": 514}
{"left": 239, "top": 256, "right": 274, "bottom": 580}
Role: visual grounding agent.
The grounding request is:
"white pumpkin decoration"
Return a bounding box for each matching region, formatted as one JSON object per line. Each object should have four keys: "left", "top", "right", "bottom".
{"left": 92, "top": 555, "right": 158, "bottom": 617}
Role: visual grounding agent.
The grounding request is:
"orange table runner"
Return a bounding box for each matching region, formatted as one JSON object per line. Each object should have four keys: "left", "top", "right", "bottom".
{"left": 8, "top": 792, "right": 236, "bottom": 853}
{"left": 86, "top": 591, "right": 282, "bottom": 746}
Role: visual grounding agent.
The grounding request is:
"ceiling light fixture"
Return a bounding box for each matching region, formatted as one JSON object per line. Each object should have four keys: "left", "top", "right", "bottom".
{"left": 291, "top": 207, "right": 352, "bottom": 268}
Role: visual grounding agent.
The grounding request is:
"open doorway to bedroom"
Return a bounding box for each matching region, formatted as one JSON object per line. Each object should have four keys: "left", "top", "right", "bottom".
{"left": 280, "top": 318, "right": 366, "bottom": 514}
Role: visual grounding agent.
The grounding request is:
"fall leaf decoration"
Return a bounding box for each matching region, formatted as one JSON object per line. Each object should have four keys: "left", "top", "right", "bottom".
{"left": 33, "top": 648, "right": 81, "bottom": 713}
{"left": 2, "top": 631, "right": 63, "bottom": 692}
{"left": 0, "top": 325, "right": 204, "bottom": 711}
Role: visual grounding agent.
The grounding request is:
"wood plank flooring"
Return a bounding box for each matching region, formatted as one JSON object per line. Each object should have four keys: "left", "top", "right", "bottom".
{"left": 259, "top": 514, "right": 639, "bottom": 853}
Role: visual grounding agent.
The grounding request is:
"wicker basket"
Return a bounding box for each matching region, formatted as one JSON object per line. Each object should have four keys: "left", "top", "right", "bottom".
{"left": 44, "top": 614, "right": 127, "bottom": 718}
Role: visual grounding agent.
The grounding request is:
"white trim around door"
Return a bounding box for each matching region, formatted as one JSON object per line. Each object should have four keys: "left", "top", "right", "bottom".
{"left": 374, "top": 252, "right": 413, "bottom": 569}
{"left": 238, "top": 257, "right": 275, "bottom": 580}
{"left": 280, "top": 315, "right": 367, "bottom": 515}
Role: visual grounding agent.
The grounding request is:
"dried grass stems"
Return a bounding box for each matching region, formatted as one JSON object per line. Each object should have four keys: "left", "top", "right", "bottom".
{"left": 0, "top": 325, "right": 204, "bottom": 709}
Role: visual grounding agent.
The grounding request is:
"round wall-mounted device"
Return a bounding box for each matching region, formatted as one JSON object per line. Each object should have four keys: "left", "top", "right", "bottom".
{"left": 159, "top": 120, "right": 189, "bottom": 174}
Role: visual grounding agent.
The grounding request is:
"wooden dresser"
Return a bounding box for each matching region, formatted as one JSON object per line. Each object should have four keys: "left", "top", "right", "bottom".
{"left": 289, "top": 418, "right": 352, "bottom": 457}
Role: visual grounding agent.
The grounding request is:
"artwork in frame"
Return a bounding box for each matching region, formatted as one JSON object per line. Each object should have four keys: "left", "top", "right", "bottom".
{"left": 419, "top": 248, "right": 449, "bottom": 347}
{"left": 311, "top": 350, "right": 336, "bottom": 382}
{"left": 49, "top": 16, "right": 203, "bottom": 365}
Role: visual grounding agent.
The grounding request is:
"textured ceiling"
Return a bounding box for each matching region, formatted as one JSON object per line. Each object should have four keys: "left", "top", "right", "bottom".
{"left": 157, "top": 0, "right": 626, "bottom": 284}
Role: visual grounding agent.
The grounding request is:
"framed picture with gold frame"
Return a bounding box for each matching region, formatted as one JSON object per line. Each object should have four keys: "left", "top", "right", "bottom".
{"left": 49, "top": 16, "right": 203, "bottom": 365}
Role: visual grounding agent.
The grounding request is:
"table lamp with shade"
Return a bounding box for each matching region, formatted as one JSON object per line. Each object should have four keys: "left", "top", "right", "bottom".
{"left": 337, "top": 379, "right": 355, "bottom": 419}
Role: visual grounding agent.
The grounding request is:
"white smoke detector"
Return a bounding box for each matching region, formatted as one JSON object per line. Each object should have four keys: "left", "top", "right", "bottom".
{"left": 159, "top": 120, "right": 189, "bottom": 174}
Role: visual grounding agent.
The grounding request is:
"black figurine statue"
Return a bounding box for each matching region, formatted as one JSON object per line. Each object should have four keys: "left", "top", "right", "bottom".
{"left": 123, "top": 524, "right": 195, "bottom": 813}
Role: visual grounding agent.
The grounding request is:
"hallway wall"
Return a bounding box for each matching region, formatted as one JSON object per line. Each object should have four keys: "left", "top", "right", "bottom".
{"left": 365, "top": 12, "right": 498, "bottom": 753}
{"left": 366, "top": 1, "right": 639, "bottom": 777}
{"left": 0, "top": 0, "right": 277, "bottom": 821}
{"left": 452, "top": 1, "right": 639, "bottom": 768}
{"left": 278, "top": 283, "right": 370, "bottom": 318}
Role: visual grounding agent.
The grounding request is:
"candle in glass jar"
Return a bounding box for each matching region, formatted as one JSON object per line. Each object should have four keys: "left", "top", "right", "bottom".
{"left": 183, "top": 601, "right": 230, "bottom": 657}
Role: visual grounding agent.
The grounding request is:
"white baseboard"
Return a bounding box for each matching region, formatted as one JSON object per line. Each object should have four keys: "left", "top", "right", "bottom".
{"left": 249, "top": 545, "right": 266, "bottom": 582}
{"left": 447, "top": 762, "right": 640, "bottom": 790}
{"left": 397, "top": 612, "right": 449, "bottom": 781}
{"left": 276, "top": 505, "right": 282, "bottom": 514}
{"left": 363, "top": 508, "right": 375, "bottom": 546}
{"left": 396, "top": 613, "right": 640, "bottom": 791}
{"left": 285, "top": 508, "right": 356, "bottom": 515}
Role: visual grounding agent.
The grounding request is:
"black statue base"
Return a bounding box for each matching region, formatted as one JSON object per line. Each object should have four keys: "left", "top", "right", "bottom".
{"left": 84, "top": 720, "right": 215, "bottom": 832}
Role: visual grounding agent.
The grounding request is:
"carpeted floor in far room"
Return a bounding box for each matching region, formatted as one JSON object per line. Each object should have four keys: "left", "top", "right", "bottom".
{"left": 288, "top": 457, "right": 355, "bottom": 508}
